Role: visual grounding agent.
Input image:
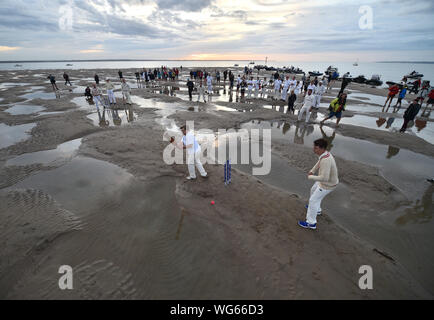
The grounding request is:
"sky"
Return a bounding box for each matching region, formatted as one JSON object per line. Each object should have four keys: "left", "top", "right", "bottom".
{"left": 0, "top": 0, "right": 433, "bottom": 62}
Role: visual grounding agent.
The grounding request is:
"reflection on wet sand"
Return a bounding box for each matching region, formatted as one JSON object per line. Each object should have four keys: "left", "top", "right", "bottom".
{"left": 396, "top": 183, "right": 433, "bottom": 225}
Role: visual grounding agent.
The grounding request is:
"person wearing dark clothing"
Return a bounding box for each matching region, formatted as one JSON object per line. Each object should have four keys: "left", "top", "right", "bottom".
{"left": 400, "top": 100, "right": 421, "bottom": 132}
{"left": 339, "top": 77, "right": 351, "bottom": 96}
{"left": 229, "top": 72, "right": 234, "bottom": 90}
{"left": 186, "top": 78, "right": 194, "bottom": 100}
{"left": 85, "top": 86, "right": 92, "bottom": 99}
{"left": 287, "top": 90, "right": 297, "bottom": 114}
{"left": 118, "top": 70, "right": 123, "bottom": 79}
{"left": 224, "top": 70, "right": 228, "bottom": 82}
{"left": 47, "top": 74, "right": 59, "bottom": 91}
{"left": 94, "top": 74, "right": 100, "bottom": 85}
{"left": 63, "top": 72, "right": 72, "bottom": 86}
{"left": 274, "top": 72, "right": 279, "bottom": 80}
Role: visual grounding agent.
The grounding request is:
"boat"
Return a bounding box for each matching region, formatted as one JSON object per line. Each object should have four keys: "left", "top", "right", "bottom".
{"left": 66, "top": 63, "right": 73, "bottom": 66}
{"left": 353, "top": 75, "right": 367, "bottom": 84}
{"left": 249, "top": 61, "right": 255, "bottom": 64}
{"left": 308, "top": 71, "right": 323, "bottom": 77}
{"left": 14, "top": 64, "right": 22, "bottom": 67}
{"left": 405, "top": 70, "right": 423, "bottom": 79}
{"left": 366, "top": 74, "right": 383, "bottom": 86}
{"left": 353, "top": 59, "right": 359, "bottom": 66}
{"left": 234, "top": 64, "right": 239, "bottom": 67}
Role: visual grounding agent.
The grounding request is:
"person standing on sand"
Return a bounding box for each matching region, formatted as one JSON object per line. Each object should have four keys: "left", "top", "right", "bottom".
{"left": 287, "top": 89, "right": 297, "bottom": 114}
{"left": 94, "top": 73, "right": 100, "bottom": 85}
{"left": 298, "top": 88, "right": 315, "bottom": 123}
{"left": 118, "top": 70, "right": 123, "bottom": 79}
{"left": 85, "top": 86, "right": 92, "bottom": 99}
{"left": 261, "top": 77, "right": 267, "bottom": 98}
{"left": 187, "top": 78, "right": 194, "bottom": 100}
{"left": 417, "top": 84, "right": 429, "bottom": 108}
{"left": 229, "top": 72, "right": 234, "bottom": 90}
{"left": 63, "top": 72, "right": 72, "bottom": 86}
{"left": 393, "top": 85, "right": 407, "bottom": 112}
{"left": 400, "top": 99, "right": 421, "bottom": 132}
{"left": 105, "top": 78, "right": 116, "bottom": 105}
{"left": 91, "top": 83, "right": 103, "bottom": 110}
{"left": 281, "top": 76, "right": 290, "bottom": 101}
{"left": 254, "top": 77, "right": 260, "bottom": 98}
{"left": 298, "top": 138, "right": 339, "bottom": 230}
{"left": 236, "top": 75, "right": 242, "bottom": 92}
{"left": 382, "top": 84, "right": 400, "bottom": 112}
{"left": 47, "top": 74, "right": 59, "bottom": 91}
{"left": 171, "top": 125, "right": 208, "bottom": 180}
{"left": 320, "top": 93, "right": 347, "bottom": 127}
{"left": 422, "top": 88, "right": 434, "bottom": 117}
{"left": 273, "top": 77, "right": 282, "bottom": 100}
{"left": 206, "top": 74, "right": 213, "bottom": 95}
{"left": 197, "top": 82, "right": 206, "bottom": 103}
{"left": 247, "top": 77, "right": 253, "bottom": 98}
{"left": 314, "top": 81, "right": 325, "bottom": 108}
{"left": 121, "top": 78, "right": 132, "bottom": 105}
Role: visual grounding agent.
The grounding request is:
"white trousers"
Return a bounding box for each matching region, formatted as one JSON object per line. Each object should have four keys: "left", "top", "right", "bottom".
{"left": 207, "top": 85, "right": 212, "bottom": 93}
{"left": 282, "top": 88, "right": 289, "bottom": 101}
{"left": 306, "top": 182, "right": 334, "bottom": 225}
{"left": 123, "top": 91, "right": 132, "bottom": 104}
{"left": 247, "top": 88, "right": 252, "bottom": 98}
{"left": 107, "top": 90, "right": 116, "bottom": 104}
{"left": 254, "top": 88, "right": 258, "bottom": 98}
{"left": 298, "top": 105, "right": 312, "bottom": 122}
{"left": 315, "top": 95, "right": 322, "bottom": 107}
{"left": 187, "top": 151, "right": 207, "bottom": 178}
{"left": 93, "top": 95, "right": 103, "bottom": 110}
{"left": 197, "top": 91, "right": 206, "bottom": 102}
{"left": 274, "top": 89, "right": 280, "bottom": 99}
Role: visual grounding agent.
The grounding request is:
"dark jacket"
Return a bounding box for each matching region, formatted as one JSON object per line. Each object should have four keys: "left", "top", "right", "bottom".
{"left": 187, "top": 80, "right": 194, "bottom": 90}
{"left": 404, "top": 103, "right": 421, "bottom": 120}
{"left": 288, "top": 93, "right": 297, "bottom": 106}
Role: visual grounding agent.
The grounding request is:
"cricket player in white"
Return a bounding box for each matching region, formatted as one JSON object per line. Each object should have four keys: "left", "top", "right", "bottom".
{"left": 206, "top": 75, "right": 213, "bottom": 95}
{"left": 247, "top": 77, "right": 253, "bottom": 98}
{"left": 179, "top": 125, "right": 207, "bottom": 180}
{"left": 105, "top": 79, "right": 116, "bottom": 105}
{"left": 273, "top": 78, "right": 282, "bottom": 100}
{"left": 254, "top": 77, "right": 260, "bottom": 98}
{"left": 197, "top": 82, "right": 206, "bottom": 102}
{"left": 298, "top": 89, "right": 315, "bottom": 123}
{"left": 121, "top": 78, "right": 132, "bottom": 104}
{"left": 298, "top": 138, "right": 339, "bottom": 229}
{"left": 281, "top": 76, "right": 290, "bottom": 101}
{"left": 314, "top": 81, "right": 325, "bottom": 108}
{"left": 261, "top": 77, "right": 267, "bottom": 97}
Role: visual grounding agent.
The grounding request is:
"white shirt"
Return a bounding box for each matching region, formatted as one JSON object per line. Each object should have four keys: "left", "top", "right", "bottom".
{"left": 315, "top": 85, "right": 325, "bottom": 96}
{"left": 303, "top": 94, "right": 315, "bottom": 108}
{"left": 274, "top": 79, "right": 282, "bottom": 90}
{"left": 237, "top": 77, "right": 242, "bottom": 85}
{"left": 247, "top": 80, "right": 253, "bottom": 89}
{"left": 207, "top": 76, "right": 212, "bottom": 86}
{"left": 308, "top": 84, "right": 316, "bottom": 92}
{"left": 182, "top": 131, "right": 201, "bottom": 155}
{"left": 253, "top": 80, "right": 259, "bottom": 89}
{"left": 283, "top": 80, "right": 291, "bottom": 89}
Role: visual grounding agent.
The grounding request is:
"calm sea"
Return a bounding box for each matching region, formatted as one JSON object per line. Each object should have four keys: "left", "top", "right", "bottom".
{"left": 1, "top": 60, "right": 433, "bottom": 85}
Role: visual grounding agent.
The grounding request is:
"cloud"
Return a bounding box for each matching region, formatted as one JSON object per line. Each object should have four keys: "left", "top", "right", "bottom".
{"left": 0, "top": 45, "right": 20, "bottom": 51}
{"left": 155, "top": 0, "right": 213, "bottom": 12}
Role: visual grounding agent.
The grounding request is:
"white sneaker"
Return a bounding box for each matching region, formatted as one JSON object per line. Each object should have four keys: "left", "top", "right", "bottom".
{"left": 201, "top": 173, "right": 208, "bottom": 178}
{"left": 186, "top": 176, "right": 196, "bottom": 180}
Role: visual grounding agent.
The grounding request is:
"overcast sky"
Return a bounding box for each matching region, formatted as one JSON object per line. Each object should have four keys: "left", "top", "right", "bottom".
{"left": 0, "top": 0, "right": 433, "bottom": 61}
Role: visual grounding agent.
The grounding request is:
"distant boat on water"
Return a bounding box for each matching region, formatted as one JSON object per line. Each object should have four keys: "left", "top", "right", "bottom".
{"left": 353, "top": 59, "right": 359, "bottom": 66}
{"left": 66, "top": 63, "right": 73, "bottom": 66}
{"left": 14, "top": 64, "right": 22, "bottom": 67}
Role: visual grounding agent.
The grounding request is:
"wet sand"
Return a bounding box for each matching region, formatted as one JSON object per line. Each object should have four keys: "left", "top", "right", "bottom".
{"left": 0, "top": 68, "right": 433, "bottom": 299}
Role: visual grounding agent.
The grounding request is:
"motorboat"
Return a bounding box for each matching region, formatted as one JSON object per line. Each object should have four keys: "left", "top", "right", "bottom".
{"left": 14, "top": 64, "right": 22, "bottom": 67}
{"left": 405, "top": 70, "right": 423, "bottom": 79}
{"left": 66, "top": 63, "right": 73, "bottom": 66}
{"left": 366, "top": 74, "right": 383, "bottom": 86}
{"left": 249, "top": 61, "right": 255, "bottom": 64}
{"left": 353, "top": 75, "right": 367, "bottom": 84}
{"left": 308, "top": 71, "right": 323, "bottom": 76}
{"left": 234, "top": 64, "right": 239, "bottom": 67}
